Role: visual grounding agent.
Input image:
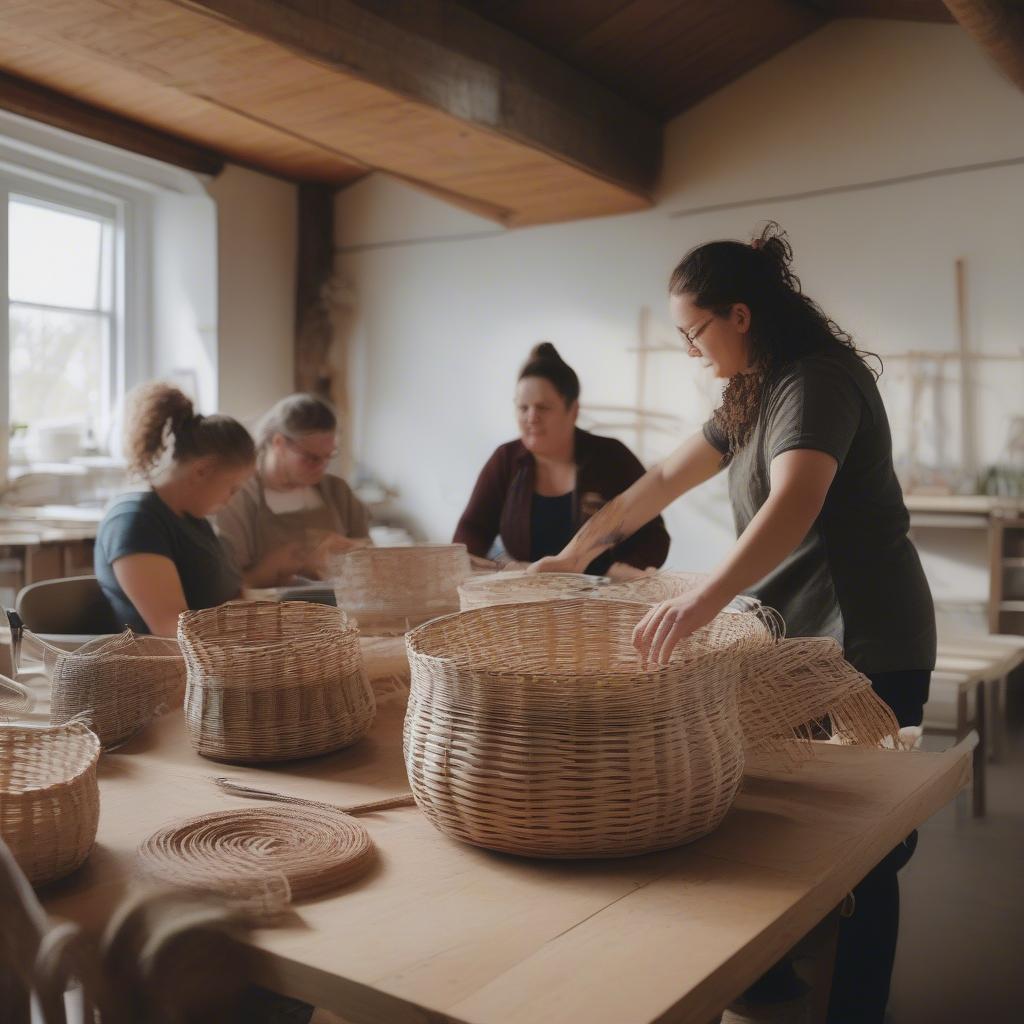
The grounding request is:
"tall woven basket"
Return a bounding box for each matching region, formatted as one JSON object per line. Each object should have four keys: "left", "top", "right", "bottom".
{"left": 328, "top": 545, "right": 472, "bottom": 634}
{"left": 405, "top": 598, "right": 771, "bottom": 858}
{"left": 0, "top": 720, "right": 101, "bottom": 885}
{"left": 179, "top": 602, "right": 375, "bottom": 764}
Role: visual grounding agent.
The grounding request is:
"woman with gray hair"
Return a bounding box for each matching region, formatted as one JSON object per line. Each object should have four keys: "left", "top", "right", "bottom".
{"left": 215, "top": 393, "right": 370, "bottom": 587}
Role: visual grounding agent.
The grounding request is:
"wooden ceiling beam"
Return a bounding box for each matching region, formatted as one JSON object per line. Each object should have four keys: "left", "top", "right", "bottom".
{"left": 943, "top": 0, "right": 1024, "bottom": 91}
{"left": 0, "top": 69, "right": 224, "bottom": 176}
{"left": 181, "top": 0, "right": 660, "bottom": 198}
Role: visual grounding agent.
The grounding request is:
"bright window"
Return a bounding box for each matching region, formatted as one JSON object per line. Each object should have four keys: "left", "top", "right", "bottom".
{"left": 7, "top": 196, "right": 117, "bottom": 447}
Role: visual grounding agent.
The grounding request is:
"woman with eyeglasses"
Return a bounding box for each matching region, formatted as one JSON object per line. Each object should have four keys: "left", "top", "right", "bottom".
{"left": 215, "top": 393, "right": 370, "bottom": 587}
{"left": 533, "top": 223, "right": 934, "bottom": 1023}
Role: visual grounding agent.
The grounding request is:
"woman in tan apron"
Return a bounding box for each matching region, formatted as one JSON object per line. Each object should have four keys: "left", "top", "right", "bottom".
{"left": 214, "top": 394, "right": 370, "bottom": 587}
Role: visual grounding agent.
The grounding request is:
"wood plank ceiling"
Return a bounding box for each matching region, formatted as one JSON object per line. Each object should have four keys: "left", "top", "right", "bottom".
{"left": 459, "top": 1, "right": 956, "bottom": 117}
{"left": 0, "top": 0, "right": 965, "bottom": 226}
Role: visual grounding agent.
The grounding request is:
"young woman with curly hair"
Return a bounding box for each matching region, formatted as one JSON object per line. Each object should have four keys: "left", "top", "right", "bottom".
{"left": 94, "top": 384, "right": 256, "bottom": 635}
{"left": 534, "top": 223, "right": 935, "bottom": 1022}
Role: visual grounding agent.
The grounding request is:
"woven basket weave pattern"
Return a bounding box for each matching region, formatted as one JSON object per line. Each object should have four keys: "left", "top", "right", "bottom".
{"left": 458, "top": 570, "right": 709, "bottom": 611}
{"left": 405, "top": 599, "right": 768, "bottom": 858}
{"left": 0, "top": 720, "right": 101, "bottom": 885}
{"left": 330, "top": 545, "right": 472, "bottom": 634}
{"left": 48, "top": 632, "right": 185, "bottom": 748}
{"left": 179, "top": 602, "right": 375, "bottom": 763}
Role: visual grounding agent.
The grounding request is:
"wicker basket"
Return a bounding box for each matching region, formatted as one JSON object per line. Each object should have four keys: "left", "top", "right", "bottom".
{"left": 44, "top": 632, "right": 185, "bottom": 748}
{"left": 405, "top": 598, "right": 769, "bottom": 858}
{"left": 0, "top": 720, "right": 101, "bottom": 885}
{"left": 458, "top": 570, "right": 709, "bottom": 611}
{"left": 178, "top": 602, "right": 375, "bottom": 764}
{"left": 329, "top": 545, "right": 472, "bottom": 634}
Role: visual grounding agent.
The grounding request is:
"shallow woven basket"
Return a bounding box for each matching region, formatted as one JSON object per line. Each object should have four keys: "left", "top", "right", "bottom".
{"left": 405, "top": 598, "right": 770, "bottom": 858}
{"left": 43, "top": 631, "right": 185, "bottom": 748}
{"left": 178, "top": 602, "right": 375, "bottom": 764}
{"left": 458, "top": 570, "right": 709, "bottom": 611}
{"left": 329, "top": 544, "right": 472, "bottom": 634}
{"left": 0, "top": 720, "right": 101, "bottom": 885}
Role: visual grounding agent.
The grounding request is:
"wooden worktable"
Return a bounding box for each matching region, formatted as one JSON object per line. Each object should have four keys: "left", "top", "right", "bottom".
{"left": 35, "top": 658, "right": 970, "bottom": 1024}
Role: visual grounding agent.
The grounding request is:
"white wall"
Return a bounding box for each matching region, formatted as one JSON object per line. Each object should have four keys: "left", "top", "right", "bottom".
{"left": 206, "top": 165, "right": 296, "bottom": 426}
{"left": 335, "top": 20, "right": 1024, "bottom": 610}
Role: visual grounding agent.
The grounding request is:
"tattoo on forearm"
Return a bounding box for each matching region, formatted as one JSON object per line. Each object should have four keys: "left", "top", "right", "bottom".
{"left": 573, "top": 495, "right": 630, "bottom": 558}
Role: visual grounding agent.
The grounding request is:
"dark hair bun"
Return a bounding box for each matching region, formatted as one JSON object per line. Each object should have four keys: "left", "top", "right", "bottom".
{"left": 529, "top": 341, "right": 562, "bottom": 363}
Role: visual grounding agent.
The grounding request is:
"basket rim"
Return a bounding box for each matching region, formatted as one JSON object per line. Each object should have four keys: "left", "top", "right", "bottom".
{"left": 406, "top": 597, "right": 766, "bottom": 681}
{"left": 0, "top": 720, "right": 101, "bottom": 797}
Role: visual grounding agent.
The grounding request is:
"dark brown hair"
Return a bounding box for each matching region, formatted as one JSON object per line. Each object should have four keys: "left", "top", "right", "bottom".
{"left": 518, "top": 342, "right": 580, "bottom": 407}
{"left": 669, "top": 222, "right": 879, "bottom": 455}
{"left": 124, "top": 383, "right": 255, "bottom": 479}
{"left": 255, "top": 393, "right": 337, "bottom": 451}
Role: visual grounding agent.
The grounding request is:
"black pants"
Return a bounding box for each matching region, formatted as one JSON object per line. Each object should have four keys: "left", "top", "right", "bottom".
{"left": 826, "top": 668, "right": 931, "bottom": 1024}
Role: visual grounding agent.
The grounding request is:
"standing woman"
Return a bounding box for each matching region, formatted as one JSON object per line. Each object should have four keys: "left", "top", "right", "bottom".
{"left": 534, "top": 224, "right": 934, "bottom": 1023}
{"left": 94, "top": 384, "right": 256, "bottom": 636}
{"left": 215, "top": 393, "right": 370, "bottom": 588}
{"left": 454, "top": 343, "right": 670, "bottom": 575}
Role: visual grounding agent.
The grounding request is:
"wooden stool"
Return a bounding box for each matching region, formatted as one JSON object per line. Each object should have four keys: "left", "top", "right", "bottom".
{"left": 923, "top": 670, "right": 986, "bottom": 816}
{"left": 936, "top": 632, "right": 1024, "bottom": 763}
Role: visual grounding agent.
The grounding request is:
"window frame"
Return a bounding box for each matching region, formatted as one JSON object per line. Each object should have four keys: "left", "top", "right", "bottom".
{"left": 0, "top": 154, "right": 151, "bottom": 481}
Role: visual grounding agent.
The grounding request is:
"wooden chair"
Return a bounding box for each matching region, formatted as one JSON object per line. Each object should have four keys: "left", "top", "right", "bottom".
{"left": 0, "top": 837, "right": 257, "bottom": 1024}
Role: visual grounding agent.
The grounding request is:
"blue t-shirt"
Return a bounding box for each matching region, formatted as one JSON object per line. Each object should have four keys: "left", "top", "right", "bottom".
{"left": 94, "top": 490, "right": 241, "bottom": 633}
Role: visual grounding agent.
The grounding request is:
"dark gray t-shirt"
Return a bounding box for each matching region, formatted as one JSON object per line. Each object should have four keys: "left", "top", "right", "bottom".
{"left": 94, "top": 490, "right": 242, "bottom": 634}
{"left": 703, "top": 349, "right": 935, "bottom": 675}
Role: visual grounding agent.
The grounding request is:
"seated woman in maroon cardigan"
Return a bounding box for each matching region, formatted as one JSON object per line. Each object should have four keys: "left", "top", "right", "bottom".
{"left": 453, "top": 343, "right": 670, "bottom": 575}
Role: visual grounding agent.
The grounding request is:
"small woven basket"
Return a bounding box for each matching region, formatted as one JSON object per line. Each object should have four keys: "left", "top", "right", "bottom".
{"left": 0, "top": 720, "right": 101, "bottom": 885}
{"left": 458, "top": 570, "right": 709, "bottom": 611}
{"left": 329, "top": 545, "right": 472, "bottom": 634}
{"left": 405, "top": 598, "right": 769, "bottom": 858}
{"left": 46, "top": 632, "right": 185, "bottom": 748}
{"left": 179, "top": 602, "right": 375, "bottom": 764}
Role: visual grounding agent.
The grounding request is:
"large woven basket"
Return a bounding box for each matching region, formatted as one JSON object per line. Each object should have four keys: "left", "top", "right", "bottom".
{"left": 405, "top": 598, "right": 769, "bottom": 858}
{"left": 458, "top": 570, "right": 709, "bottom": 611}
{"left": 44, "top": 631, "right": 185, "bottom": 748}
{"left": 179, "top": 602, "right": 375, "bottom": 764}
{"left": 0, "top": 720, "right": 101, "bottom": 885}
{"left": 329, "top": 544, "right": 472, "bottom": 634}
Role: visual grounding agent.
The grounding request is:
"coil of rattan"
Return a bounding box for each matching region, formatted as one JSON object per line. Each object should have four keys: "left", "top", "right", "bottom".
{"left": 178, "top": 601, "right": 375, "bottom": 764}
{"left": 405, "top": 598, "right": 767, "bottom": 858}
{"left": 0, "top": 719, "right": 101, "bottom": 885}
{"left": 328, "top": 544, "right": 472, "bottom": 635}
{"left": 457, "top": 569, "right": 709, "bottom": 611}
{"left": 41, "top": 631, "right": 185, "bottom": 748}
{"left": 137, "top": 805, "right": 375, "bottom": 917}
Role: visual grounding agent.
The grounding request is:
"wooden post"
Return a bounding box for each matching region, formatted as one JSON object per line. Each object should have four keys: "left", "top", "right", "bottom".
{"left": 294, "top": 183, "right": 336, "bottom": 400}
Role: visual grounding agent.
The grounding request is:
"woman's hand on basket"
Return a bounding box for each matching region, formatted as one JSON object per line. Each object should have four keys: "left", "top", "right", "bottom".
{"left": 632, "top": 588, "right": 727, "bottom": 667}
{"left": 528, "top": 554, "right": 579, "bottom": 574}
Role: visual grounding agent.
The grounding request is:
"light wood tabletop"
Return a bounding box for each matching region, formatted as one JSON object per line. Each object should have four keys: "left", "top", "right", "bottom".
{"left": 34, "top": 652, "right": 971, "bottom": 1024}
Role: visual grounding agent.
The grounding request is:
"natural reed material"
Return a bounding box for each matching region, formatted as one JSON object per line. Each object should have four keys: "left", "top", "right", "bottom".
{"left": 457, "top": 569, "right": 709, "bottom": 611}
{"left": 405, "top": 598, "right": 902, "bottom": 858}
{"left": 0, "top": 672, "right": 34, "bottom": 719}
{"left": 137, "top": 805, "right": 374, "bottom": 917}
{"left": 0, "top": 719, "right": 101, "bottom": 884}
{"left": 405, "top": 598, "right": 763, "bottom": 858}
{"left": 328, "top": 544, "right": 472, "bottom": 634}
{"left": 178, "top": 601, "right": 375, "bottom": 764}
{"left": 42, "top": 631, "right": 184, "bottom": 748}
